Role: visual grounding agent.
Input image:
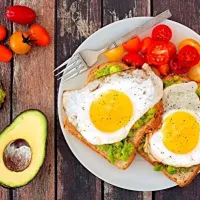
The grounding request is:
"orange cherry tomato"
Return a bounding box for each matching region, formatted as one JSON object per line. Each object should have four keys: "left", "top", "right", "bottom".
{"left": 0, "top": 45, "right": 12, "bottom": 62}
{"left": 29, "top": 24, "right": 50, "bottom": 46}
{"left": 188, "top": 63, "right": 200, "bottom": 82}
{"left": 166, "top": 42, "right": 176, "bottom": 57}
{"left": 10, "top": 31, "right": 31, "bottom": 55}
{"left": 140, "top": 37, "right": 154, "bottom": 54}
{"left": 104, "top": 46, "right": 125, "bottom": 61}
{"left": 178, "top": 39, "right": 200, "bottom": 54}
{"left": 157, "top": 64, "right": 170, "bottom": 76}
{"left": 152, "top": 67, "right": 161, "bottom": 77}
{"left": 0, "top": 25, "right": 6, "bottom": 41}
{"left": 122, "top": 36, "right": 141, "bottom": 53}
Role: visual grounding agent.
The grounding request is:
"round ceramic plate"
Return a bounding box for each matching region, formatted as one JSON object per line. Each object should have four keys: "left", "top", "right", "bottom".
{"left": 58, "top": 17, "right": 200, "bottom": 191}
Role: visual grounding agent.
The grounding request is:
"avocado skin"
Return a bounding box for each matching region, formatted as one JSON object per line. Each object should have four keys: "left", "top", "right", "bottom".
{"left": 0, "top": 109, "right": 48, "bottom": 188}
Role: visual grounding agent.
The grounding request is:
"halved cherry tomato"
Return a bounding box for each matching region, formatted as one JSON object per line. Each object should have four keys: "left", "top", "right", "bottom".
{"left": 169, "top": 56, "right": 190, "bottom": 74}
{"left": 122, "top": 53, "right": 144, "bottom": 67}
{"left": 29, "top": 24, "right": 51, "bottom": 46}
{"left": 140, "top": 37, "right": 154, "bottom": 54}
{"left": 144, "top": 54, "right": 153, "bottom": 65}
{"left": 104, "top": 46, "right": 124, "bottom": 61}
{"left": 167, "top": 42, "right": 176, "bottom": 57}
{"left": 178, "top": 39, "right": 200, "bottom": 54}
{"left": 157, "top": 64, "right": 170, "bottom": 76}
{"left": 122, "top": 36, "right": 140, "bottom": 53}
{"left": 147, "top": 41, "right": 169, "bottom": 65}
{"left": 0, "top": 45, "right": 12, "bottom": 62}
{"left": 178, "top": 45, "right": 200, "bottom": 67}
{"left": 10, "top": 31, "right": 31, "bottom": 55}
{"left": 152, "top": 67, "right": 161, "bottom": 77}
{"left": 152, "top": 24, "right": 172, "bottom": 42}
{"left": 0, "top": 26, "right": 6, "bottom": 41}
{"left": 188, "top": 63, "right": 200, "bottom": 82}
{"left": 6, "top": 5, "right": 36, "bottom": 25}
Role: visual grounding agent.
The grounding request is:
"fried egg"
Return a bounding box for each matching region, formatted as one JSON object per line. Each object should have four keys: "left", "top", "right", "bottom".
{"left": 148, "top": 82, "right": 200, "bottom": 167}
{"left": 63, "top": 64, "right": 163, "bottom": 145}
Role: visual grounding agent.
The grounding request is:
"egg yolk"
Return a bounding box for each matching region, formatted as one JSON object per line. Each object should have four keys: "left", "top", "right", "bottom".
{"left": 162, "top": 111, "right": 200, "bottom": 154}
{"left": 90, "top": 90, "right": 133, "bottom": 133}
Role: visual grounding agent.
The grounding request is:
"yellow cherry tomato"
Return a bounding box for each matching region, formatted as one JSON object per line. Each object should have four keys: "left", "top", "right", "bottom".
{"left": 10, "top": 31, "right": 31, "bottom": 55}
{"left": 178, "top": 39, "right": 200, "bottom": 54}
{"left": 104, "top": 46, "right": 125, "bottom": 61}
{"left": 188, "top": 63, "right": 200, "bottom": 82}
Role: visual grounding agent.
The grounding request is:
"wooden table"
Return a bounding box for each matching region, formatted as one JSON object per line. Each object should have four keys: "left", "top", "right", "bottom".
{"left": 1, "top": 0, "right": 200, "bottom": 199}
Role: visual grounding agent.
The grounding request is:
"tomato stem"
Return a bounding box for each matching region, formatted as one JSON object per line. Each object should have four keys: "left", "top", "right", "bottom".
{"left": 22, "top": 33, "right": 36, "bottom": 46}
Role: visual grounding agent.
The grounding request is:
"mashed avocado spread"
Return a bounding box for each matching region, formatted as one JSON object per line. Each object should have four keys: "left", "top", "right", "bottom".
{"left": 0, "top": 88, "right": 6, "bottom": 106}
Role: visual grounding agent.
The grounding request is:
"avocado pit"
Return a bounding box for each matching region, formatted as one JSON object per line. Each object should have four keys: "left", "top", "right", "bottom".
{"left": 3, "top": 139, "right": 32, "bottom": 172}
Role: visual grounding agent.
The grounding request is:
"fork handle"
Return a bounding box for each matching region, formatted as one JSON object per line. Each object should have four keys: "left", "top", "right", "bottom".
{"left": 109, "top": 10, "right": 172, "bottom": 48}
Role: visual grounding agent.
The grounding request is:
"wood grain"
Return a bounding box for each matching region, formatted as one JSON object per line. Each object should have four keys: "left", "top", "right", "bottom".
{"left": 11, "top": 0, "right": 55, "bottom": 200}
{"left": 103, "top": 0, "right": 151, "bottom": 199}
{"left": 0, "top": 1, "right": 12, "bottom": 200}
{"left": 56, "top": 0, "right": 102, "bottom": 200}
{"left": 152, "top": 0, "right": 200, "bottom": 199}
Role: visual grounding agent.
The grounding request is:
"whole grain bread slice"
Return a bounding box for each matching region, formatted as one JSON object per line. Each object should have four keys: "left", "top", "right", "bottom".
{"left": 63, "top": 62, "right": 164, "bottom": 169}
{"left": 137, "top": 74, "right": 200, "bottom": 187}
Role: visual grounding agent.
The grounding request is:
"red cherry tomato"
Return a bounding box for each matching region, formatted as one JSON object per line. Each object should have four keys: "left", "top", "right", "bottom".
{"left": 169, "top": 56, "right": 190, "bottom": 74}
{"left": 177, "top": 45, "right": 200, "bottom": 67}
{"left": 0, "top": 26, "right": 6, "bottom": 41}
{"left": 29, "top": 24, "right": 50, "bottom": 46}
{"left": 147, "top": 41, "right": 169, "bottom": 65}
{"left": 166, "top": 42, "right": 176, "bottom": 57}
{"left": 0, "top": 45, "right": 12, "bottom": 62}
{"left": 144, "top": 54, "right": 153, "bottom": 65}
{"left": 122, "top": 36, "right": 140, "bottom": 53}
{"left": 157, "top": 64, "right": 170, "bottom": 76}
{"left": 122, "top": 53, "right": 144, "bottom": 67}
{"left": 6, "top": 5, "right": 36, "bottom": 24}
{"left": 140, "top": 37, "right": 154, "bottom": 54}
{"left": 152, "top": 24, "right": 172, "bottom": 42}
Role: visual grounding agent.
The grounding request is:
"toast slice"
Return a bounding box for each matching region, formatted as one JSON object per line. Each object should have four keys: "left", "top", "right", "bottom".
{"left": 137, "top": 74, "right": 200, "bottom": 187}
{"left": 63, "top": 62, "right": 164, "bottom": 169}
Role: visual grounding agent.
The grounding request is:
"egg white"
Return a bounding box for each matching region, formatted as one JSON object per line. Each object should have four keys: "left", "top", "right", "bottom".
{"left": 63, "top": 64, "right": 163, "bottom": 145}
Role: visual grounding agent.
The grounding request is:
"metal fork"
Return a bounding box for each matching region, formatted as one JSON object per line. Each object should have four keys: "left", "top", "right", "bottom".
{"left": 54, "top": 10, "right": 172, "bottom": 82}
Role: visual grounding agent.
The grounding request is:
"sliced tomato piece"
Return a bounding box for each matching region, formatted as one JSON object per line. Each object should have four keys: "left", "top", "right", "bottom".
{"left": 144, "top": 54, "right": 153, "bottom": 65}
{"left": 157, "top": 64, "right": 170, "bottom": 76}
{"left": 122, "top": 53, "right": 144, "bottom": 67}
{"left": 178, "top": 39, "right": 200, "bottom": 54}
{"left": 178, "top": 45, "right": 200, "bottom": 67}
{"left": 152, "top": 24, "right": 172, "bottom": 42}
{"left": 140, "top": 37, "right": 154, "bottom": 54}
{"left": 169, "top": 56, "right": 190, "bottom": 74}
{"left": 167, "top": 42, "right": 176, "bottom": 57}
{"left": 147, "top": 41, "right": 169, "bottom": 65}
{"left": 122, "top": 36, "right": 140, "bottom": 53}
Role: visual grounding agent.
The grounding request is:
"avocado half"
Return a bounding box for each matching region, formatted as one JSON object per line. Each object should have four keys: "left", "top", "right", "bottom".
{"left": 0, "top": 110, "right": 47, "bottom": 188}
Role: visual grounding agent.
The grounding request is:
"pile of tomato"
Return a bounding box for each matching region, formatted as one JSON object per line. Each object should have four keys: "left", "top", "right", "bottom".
{"left": 104, "top": 24, "right": 200, "bottom": 82}
{"left": 0, "top": 5, "right": 50, "bottom": 63}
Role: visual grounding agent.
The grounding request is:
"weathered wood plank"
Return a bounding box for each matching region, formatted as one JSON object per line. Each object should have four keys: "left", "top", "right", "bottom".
{"left": 56, "top": 0, "right": 102, "bottom": 200}
{"left": 152, "top": 0, "right": 200, "bottom": 199}
{"left": 0, "top": 1, "right": 12, "bottom": 200}
{"left": 11, "top": 0, "right": 55, "bottom": 200}
{"left": 103, "top": 0, "right": 151, "bottom": 199}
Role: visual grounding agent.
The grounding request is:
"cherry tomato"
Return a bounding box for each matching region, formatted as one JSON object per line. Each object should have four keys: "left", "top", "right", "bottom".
{"left": 0, "top": 26, "right": 6, "bottom": 41}
{"left": 144, "top": 54, "right": 153, "bottom": 65}
{"left": 29, "top": 24, "right": 51, "bottom": 46}
{"left": 169, "top": 56, "right": 190, "bottom": 74}
{"left": 10, "top": 31, "right": 31, "bottom": 55}
{"left": 140, "top": 37, "right": 154, "bottom": 54}
{"left": 188, "top": 63, "right": 200, "bottom": 82}
{"left": 152, "top": 67, "right": 161, "bottom": 77}
{"left": 157, "top": 64, "right": 170, "bottom": 76}
{"left": 152, "top": 24, "right": 172, "bottom": 42}
{"left": 166, "top": 42, "right": 176, "bottom": 57}
{"left": 6, "top": 5, "right": 36, "bottom": 25}
{"left": 147, "top": 41, "right": 169, "bottom": 65}
{"left": 122, "top": 36, "right": 140, "bottom": 53}
{"left": 178, "top": 45, "right": 200, "bottom": 67}
{"left": 0, "top": 45, "right": 12, "bottom": 62}
{"left": 104, "top": 46, "right": 124, "bottom": 61}
{"left": 122, "top": 53, "right": 144, "bottom": 67}
{"left": 178, "top": 39, "right": 200, "bottom": 54}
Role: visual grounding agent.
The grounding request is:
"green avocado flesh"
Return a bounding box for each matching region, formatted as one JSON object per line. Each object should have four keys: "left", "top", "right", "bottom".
{"left": 97, "top": 107, "right": 156, "bottom": 164}
{"left": 0, "top": 110, "right": 47, "bottom": 188}
{"left": 0, "top": 88, "right": 6, "bottom": 106}
{"left": 94, "top": 64, "right": 122, "bottom": 79}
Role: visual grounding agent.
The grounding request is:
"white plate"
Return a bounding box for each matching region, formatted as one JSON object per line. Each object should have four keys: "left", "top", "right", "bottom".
{"left": 58, "top": 17, "right": 200, "bottom": 191}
